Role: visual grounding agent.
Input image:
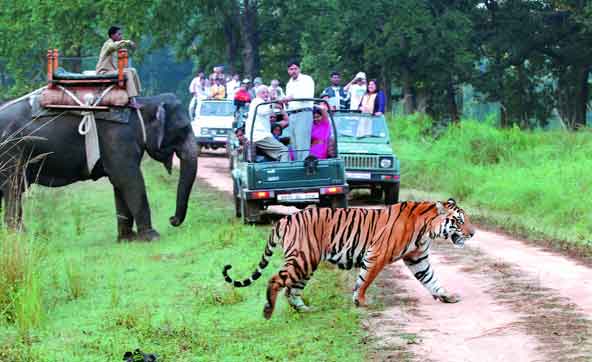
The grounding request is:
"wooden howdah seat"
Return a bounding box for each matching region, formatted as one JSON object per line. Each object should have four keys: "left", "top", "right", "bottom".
{"left": 40, "top": 48, "right": 130, "bottom": 111}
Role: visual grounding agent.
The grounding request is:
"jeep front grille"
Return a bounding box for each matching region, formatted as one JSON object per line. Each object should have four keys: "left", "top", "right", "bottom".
{"left": 342, "top": 155, "right": 378, "bottom": 169}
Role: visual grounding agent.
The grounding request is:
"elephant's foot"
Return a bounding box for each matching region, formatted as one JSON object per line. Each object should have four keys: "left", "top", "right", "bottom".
{"left": 136, "top": 229, "right": 160, "bottom": 242}
{"left": 117, "top": 230, "right": 138, "bottom": 242}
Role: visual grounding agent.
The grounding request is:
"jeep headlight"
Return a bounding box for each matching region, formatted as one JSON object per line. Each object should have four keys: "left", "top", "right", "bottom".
{"left": 379, "top": 157, "right": 393, "bottom": 168}
{"left": 201, "top": 128, "right": 210, "bottom": 135}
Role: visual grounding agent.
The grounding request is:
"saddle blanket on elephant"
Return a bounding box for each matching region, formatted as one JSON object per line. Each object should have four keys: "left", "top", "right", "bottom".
{"left": 31, "top": 94, "right": 135, "bottom": 174}
{"left": 40, "top": 68, "right": 130, "bottom": 108}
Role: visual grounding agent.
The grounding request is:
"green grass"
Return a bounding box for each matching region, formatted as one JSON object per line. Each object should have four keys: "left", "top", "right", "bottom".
{"left": 390, "top": 114, "right": 592, "bottom": 250}
{"left": 0, "top": 162, "right": 366, "bottom": 361}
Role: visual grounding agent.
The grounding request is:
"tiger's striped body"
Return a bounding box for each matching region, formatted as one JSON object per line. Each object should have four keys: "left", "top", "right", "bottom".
{"left": 223, "top": 199, "right": 475, "bottom": 319}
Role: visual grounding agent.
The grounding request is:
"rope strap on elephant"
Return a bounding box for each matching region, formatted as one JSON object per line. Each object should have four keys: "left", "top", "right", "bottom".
{"left": 56, "top": 85, "right": 147, "bottom": 174}
{"left": 57, "top": 85, "right": 116, "bottom": 173}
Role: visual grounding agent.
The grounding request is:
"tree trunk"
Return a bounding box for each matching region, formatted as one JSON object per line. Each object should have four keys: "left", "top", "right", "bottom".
{"left": 556, "top": 64, "right": 590, "bottom": 130}
{"left": 446, "top": 81, "right": 459, "bottom": 122}
{"left": 223, "top": 5, "right": 241, "bottom": 73}
{"left": 380, "top": 65, "right": 391, "bottom": 114}
{"left": 401, "top": 65, "right": 416, "bottom": 115}
{"left": 239, "top": 0, "right": 260, "bottom": 79}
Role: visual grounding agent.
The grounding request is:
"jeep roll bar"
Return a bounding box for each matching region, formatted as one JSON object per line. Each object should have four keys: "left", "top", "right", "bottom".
{"left": 247, "top": 98, "right": 338, "bottom": 162}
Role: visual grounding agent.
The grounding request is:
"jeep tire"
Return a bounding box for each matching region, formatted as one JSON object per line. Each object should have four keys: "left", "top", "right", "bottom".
{"left": 242, "top": 198, "right": 261, "bottom": 224}
{"left": 384, "top": 183, "right": 400, "bottom": 205}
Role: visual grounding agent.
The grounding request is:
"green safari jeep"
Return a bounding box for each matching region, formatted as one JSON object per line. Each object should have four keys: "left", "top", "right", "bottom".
{"left": 232, "top": 99, "right": 349, "bottom": 224}
{"left": 333, "top": 111, "right": 400, "bottom": 204}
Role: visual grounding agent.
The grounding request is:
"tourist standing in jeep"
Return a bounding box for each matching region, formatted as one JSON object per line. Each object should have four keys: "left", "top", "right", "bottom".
{"left": 283, "top": 59, "right": 315, "bottom": 160}
{"left": 321, "top": 71, "right": 349, "bottom": 110}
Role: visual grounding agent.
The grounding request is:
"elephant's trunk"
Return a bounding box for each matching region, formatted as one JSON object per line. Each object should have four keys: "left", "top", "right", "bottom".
{"left": 169, "top": 134, "right": 197, "bottom": 227}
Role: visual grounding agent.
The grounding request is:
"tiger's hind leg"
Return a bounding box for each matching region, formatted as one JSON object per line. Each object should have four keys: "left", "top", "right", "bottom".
{"left": 353, "top": 254, "right": 386, "bottom": 307}
{"left": 264, "top": 272, "right": 289, "bottom": 319}
{"left": 285, "top": 277, "right": 313, "bottom": 313}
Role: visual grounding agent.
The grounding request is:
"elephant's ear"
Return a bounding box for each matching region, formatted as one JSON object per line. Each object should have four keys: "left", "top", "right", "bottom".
{"left": 145, "top": 102, "right": 167, "bottom": 156}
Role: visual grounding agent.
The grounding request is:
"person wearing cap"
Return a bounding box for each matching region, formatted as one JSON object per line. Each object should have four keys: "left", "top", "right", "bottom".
{"left": 246, "top": 85, "right": 289, "bottom": 161}
{"left": 344, "top": 72, "right": 367, "bottom": 110}
{"left": 283, "top": 59, "right": 315, "bottom": 160}
{"left": 321, "top": 71, "right": 349, "bottom": 110}
{"left": 209, "top": 65, "right": 226, "bottom": 85}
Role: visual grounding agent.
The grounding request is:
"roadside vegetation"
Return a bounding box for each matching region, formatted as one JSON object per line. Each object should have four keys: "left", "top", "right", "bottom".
{"left": 390, "top": 114, "right": 592, "bottom": 252}
{"left": 0, "top": 162, "right": 366, "bottom": 362}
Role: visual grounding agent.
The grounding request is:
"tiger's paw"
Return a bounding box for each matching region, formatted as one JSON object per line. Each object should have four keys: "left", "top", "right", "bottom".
{"left": 295, "top": 305, "right": 314, "bottom": 313}
{"left": 263, "top": 303, "right": 274, "bottom": 320}
{"left": 433, "top": 293, "right": 461, "bottom": 303}
{"left": 354, "top": 298, "right": 368, "bottom": 308}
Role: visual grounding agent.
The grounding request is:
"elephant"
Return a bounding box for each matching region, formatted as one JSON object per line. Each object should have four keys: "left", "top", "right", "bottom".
{"left": 0, "top": 92, "right": 197, "bottom": 241}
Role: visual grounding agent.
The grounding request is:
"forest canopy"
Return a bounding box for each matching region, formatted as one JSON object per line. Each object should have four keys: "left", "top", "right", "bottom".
{"left": 1, "top": 0, "right": 591, "bottom": 129}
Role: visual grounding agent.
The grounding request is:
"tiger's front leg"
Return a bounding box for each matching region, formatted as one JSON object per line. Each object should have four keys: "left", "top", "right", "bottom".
{"left": 403, "top": 254, "right": 460, "bottom": 303}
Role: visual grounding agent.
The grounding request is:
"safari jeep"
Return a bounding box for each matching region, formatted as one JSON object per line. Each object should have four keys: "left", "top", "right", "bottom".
{"left": 232, "top": 99, "right": 348, "bottom": 224}
{"left": 191, "top": 99, "right": 235, "bottom": 155}
{"left": 333, "top": 111, "right": 400, "bottom": 204}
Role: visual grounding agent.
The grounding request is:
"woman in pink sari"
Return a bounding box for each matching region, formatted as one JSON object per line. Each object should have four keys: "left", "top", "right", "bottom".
{"left": 310, "top": 106, "right": 335, "bottom": 159}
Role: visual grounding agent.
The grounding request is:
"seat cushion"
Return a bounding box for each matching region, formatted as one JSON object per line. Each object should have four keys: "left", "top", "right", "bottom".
{"left": 53, "top": 67, "right": 119, "bottom": 81}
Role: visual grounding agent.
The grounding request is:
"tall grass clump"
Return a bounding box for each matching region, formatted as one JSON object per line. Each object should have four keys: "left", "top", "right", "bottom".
{"left": 0, "top": 231, "right": 45, "bottom": 337}
{"left": 389, "top": 115, "right": 592, "bottom": 247}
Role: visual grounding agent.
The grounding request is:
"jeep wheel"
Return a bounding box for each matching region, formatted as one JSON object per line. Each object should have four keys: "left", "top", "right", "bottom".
{"left": 384, "top": 183, "right": 400, "bottom": 205}
{"left": 241, "top": 198, "right": 261, "bottom": 224}
{"left": 233, "top": 180, "right": 241, "bottom": 218}
{"left": 330, "top": 194, "right": 348, "bottom": 209}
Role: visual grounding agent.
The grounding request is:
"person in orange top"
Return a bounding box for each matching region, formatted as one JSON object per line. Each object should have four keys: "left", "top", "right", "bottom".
{"left": 209, "top": 77, "right": 226, "bottom": 99}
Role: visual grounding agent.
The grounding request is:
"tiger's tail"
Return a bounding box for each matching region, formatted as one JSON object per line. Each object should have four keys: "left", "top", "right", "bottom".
{"left": 223, "top": 221, "right": 284, "bottom": 288}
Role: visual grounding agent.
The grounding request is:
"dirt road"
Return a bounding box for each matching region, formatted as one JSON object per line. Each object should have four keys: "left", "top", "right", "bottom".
{"left": 195, "top": 151, "right": 592, "bottom": 362}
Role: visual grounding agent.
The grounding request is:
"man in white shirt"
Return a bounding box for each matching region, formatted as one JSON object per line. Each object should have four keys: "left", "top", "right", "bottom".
{"left": 283, "top": 59, "right": 315, "bottom": 160}
{"left": 344, "top": 71, "right": 367, "bottom": 110}
{"left": 246, "top": 85, "right": 289, "bottom": 161}
{"left": 226, "top": 73, "right": 240, "bottom": 100}
{"left": 188, "top": 71, "right": 208, "bottom": 118}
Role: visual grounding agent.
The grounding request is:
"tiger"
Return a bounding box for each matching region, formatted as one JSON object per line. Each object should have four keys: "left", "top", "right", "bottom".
{"left": 222, "top": 198, "right": 475, "bottom": 319}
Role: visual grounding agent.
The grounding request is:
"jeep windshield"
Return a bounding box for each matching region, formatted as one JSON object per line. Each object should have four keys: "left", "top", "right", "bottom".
{"left": 199, "top": 101, "right": 235, "bottom": 116}
{"left": 334, "top": 113, "right": 389, "bottom": 141}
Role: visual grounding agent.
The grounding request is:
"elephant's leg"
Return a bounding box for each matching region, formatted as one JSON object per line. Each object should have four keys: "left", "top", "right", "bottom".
{"left": 114, "top": 187, "right": 136, "bottom": 241}
{"left": 110, "top": 169, "right": 159, "bottom": 242}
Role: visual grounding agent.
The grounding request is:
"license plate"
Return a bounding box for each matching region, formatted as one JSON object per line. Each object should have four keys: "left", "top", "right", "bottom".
{"left": 346, "top": 172, "right": 371, "bottom": 180}
{"left": 214, "top": 136, "right": 227, "bottom": 142}
{"left": 277, "top": 192, "right": 319, "bottom": 202}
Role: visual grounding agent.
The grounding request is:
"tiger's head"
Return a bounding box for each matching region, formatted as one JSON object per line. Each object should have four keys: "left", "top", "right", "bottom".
{"left": 435, "top": 198, "right": 475, "bottom": 248}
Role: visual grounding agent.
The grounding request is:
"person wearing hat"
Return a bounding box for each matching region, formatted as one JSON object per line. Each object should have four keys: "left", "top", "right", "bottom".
{"left": 344, "top": 71, "right": 367, "bottom": 110}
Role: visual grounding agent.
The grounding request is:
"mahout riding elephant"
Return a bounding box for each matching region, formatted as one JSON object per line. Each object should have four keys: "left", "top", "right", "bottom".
{"left": 0, "top": 93, "right": 197, "bottom": 241}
